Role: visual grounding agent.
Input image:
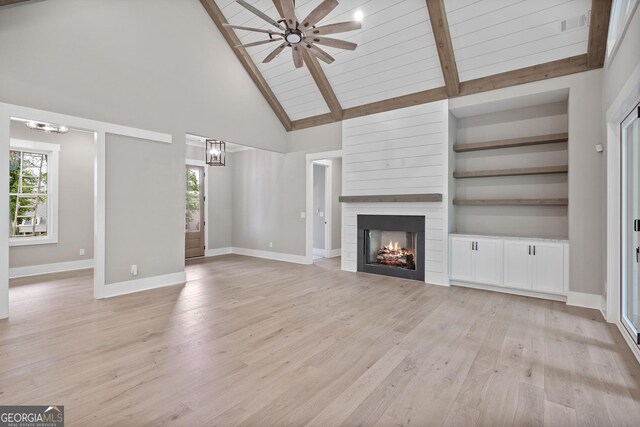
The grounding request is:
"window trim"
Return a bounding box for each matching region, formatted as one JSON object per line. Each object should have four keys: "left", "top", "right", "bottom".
{"left": 606, "top": 0, "right": 640, "bottom": 67}
{"left": 9, "top": 138, "right": 60, "bottom": 247}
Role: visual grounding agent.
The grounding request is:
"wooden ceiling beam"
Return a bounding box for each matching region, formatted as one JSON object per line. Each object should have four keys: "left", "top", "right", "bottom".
{"left": 290, "top": 54, "right": 590, "bottom": 131}
{"left": 0, "top": 0, "right": 30, "bottom": 6}
{"left": 587, "top": 0, "right": 613, "bottom": 69}
{"left": 425, "top": 0, "right": 460, "bottom": 97}
{"left": 199, "top": 0, "right": 293, "bottom": 131}
{"left": 302, "top": 49, "right": 343, "bottom": 121}
{"left": 459, "top": 54, "right": 588, "bottom": 95}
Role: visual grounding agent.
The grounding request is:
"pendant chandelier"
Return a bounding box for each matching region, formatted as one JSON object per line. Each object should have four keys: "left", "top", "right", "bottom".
{"left": 206, "top": 139, "right": 226, "bottom": 166}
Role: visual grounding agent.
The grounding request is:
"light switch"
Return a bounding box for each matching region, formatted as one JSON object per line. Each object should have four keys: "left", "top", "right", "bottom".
{"left": 300, "top": 212, "right": 306, "bottom": 219}
{"left": 319, "top": 211, "right": 324, "bottom": 218}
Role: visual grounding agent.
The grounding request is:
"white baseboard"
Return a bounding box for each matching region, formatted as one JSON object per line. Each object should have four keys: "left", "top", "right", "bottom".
{"left": 9, "top": 259, "right": 94, "bottom": 279}
{"left": 101, "top": 271, "right": 187, "bottom": 298}
{"left": 205, "top": 247, "right": 232, "bottom": 257}
{"left": 328, "top": 248, "right": 341, "bottom": 258}
{"left": 426, "top": 273, "right": 450, "bottom": 287}
{"left": 566, "top": 291, "right": 606, "bottom": 313}
{"left": 313, "top": 248, "right": 325, "bottom": 257}
{"left": 452, "top": 281, "right": 566, "bottom": 302}
{"left": 232, "top": 247, "right": 311, "bottom": 265}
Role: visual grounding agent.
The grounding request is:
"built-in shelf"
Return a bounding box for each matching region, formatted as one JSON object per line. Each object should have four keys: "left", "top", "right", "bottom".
{"left": 453, "top": 198, "right": 568, "bottom": 206}
{"left": 453, "top": 132, "right": 568, "bottom": 153}
{"left": 339, "top": 194, "right": 443, "bottom": 203}
{"left": 453, "top": 165, "right": 568, "bottom": 179}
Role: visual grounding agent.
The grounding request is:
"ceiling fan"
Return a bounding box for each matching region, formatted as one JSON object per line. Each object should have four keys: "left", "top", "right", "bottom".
{"left": 224, "top": 0, "right": 361, "bottom": 68}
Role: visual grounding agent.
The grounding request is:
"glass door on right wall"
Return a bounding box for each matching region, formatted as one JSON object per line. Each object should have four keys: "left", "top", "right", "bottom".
{"left": 621, "top": 102, "right": 640, "bottom": 345}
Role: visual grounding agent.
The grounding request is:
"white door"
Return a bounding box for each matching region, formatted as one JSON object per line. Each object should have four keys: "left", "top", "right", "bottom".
{"left": 503, "top": 240, "right": 531, "bottom": 290}
{"left": 473, "top": 238, "right": 501, "bottom": 286}
{"left": 531, "top": 243, "right": 564, "bottom": 294}
{"left": 450, "top": 237, "right": 474, "bottom": 282}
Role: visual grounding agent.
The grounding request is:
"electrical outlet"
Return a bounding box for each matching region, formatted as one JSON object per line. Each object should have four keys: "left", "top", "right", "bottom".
{"left": 79, "top": 248, "right": 85, "bottom": 256}
{"left": 131, "top": 265, "right": 138, "bottom": 276}
{"left": 300, "top": 212, "right": 306, "bottom": 219}
{"left": 269, "top": 242, "right": 273, "bottom": 248}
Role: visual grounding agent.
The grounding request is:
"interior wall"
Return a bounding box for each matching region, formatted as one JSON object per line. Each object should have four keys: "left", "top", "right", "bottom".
{"left": 231, "top": 149, "right": 307, "bottom": 256}
{"left": 9, "top": 123, "right": 95, "bottom": 268}
{"left": 105, "top": 133, "right": 184, "bottom": 285}
{"left": 312, "top": 164, "right": 326, "bottom": 250}
{"left": 454, "top": 101, "right": 569, "bottom": 238}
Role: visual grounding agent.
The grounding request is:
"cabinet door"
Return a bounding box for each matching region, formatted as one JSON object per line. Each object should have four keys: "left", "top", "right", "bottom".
{"left": 503, "top": 240, "right": 532, "bottom": 290}
{"left": 450, "top": 237, "right": 474, "bottom": 282}
{"left": 531, "top": 243, "right": 565, "bottom": 295}
{"left": 473, "top": 238, "right": 501, "bottom": 286}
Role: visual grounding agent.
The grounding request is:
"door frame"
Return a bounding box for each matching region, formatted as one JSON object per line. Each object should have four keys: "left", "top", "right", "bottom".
{"left": 312, "top": 160, "right": 332, "bottom": 258}
{"left": 185, "top": 159, "right": 208, "bottom": 256}
{"left": 606, "top": 62, "right": 640, "bottom": 362}
{"left": 305, "top": 150, "right": 342, "bottom": 264}
{"left": 620, "top": 102, "right": 640, "bottom": 344}
{"left": 0, "top": 102, "right": 172, "bottom": 318}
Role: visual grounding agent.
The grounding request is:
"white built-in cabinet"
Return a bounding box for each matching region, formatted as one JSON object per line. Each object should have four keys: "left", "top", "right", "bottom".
{"left": 450, "top": 234, "right": 568, "bottom": 297}
{"left": 450, "top": 236, "right": 501, "bottom": 286}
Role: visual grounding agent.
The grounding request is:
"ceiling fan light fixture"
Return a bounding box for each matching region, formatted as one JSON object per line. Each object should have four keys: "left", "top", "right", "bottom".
{"left": 354, "top": 10, "right": 364, "bottom": 22}
{"left": 285, "top": 30, "right": 303, "bottom": 44}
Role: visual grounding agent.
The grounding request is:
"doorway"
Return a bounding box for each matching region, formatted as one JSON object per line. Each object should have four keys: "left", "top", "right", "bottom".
{"left": 312, "top": 161, "right": 331, "bottom": 259}
{"left": 185, "top": 165, "right": 205, "bottom": 258}
{"left": 621, "top": 102, "right": 640, "bottom": 345}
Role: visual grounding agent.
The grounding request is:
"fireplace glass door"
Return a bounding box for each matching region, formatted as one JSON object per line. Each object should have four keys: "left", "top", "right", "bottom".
{"left": 366, "top": 230, "right": 417, "bottom": 271}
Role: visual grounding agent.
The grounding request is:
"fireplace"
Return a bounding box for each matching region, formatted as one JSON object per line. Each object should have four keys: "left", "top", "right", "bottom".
{"left": 357, "top": 215, "right": 425, "bottom": 281}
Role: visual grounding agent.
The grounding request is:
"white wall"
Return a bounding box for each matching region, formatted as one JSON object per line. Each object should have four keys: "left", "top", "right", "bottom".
{"left": 341, "top": 101, "right": 450, "bottom": 286}
{"left": 9, "top": 123, "right": 95, "bottom": 269}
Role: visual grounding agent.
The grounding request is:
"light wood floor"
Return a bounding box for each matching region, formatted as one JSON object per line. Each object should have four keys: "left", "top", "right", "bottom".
{"left": 2, "top": 255, "right": 640, "bottom": 426}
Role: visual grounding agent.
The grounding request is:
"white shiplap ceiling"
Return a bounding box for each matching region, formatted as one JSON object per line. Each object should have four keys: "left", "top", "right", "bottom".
{"left": 446, "top": 0, "right": 592, "bottom": 82}
{"left": 211, "top": 0, "right": 603, "bottom": 124}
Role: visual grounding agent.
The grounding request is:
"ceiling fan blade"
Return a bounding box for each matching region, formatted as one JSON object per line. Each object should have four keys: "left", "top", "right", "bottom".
{"left": 292, "top": 45, "right": 304, "bottom": 68}
{"left": 306, "top": 43, "right": 335, "bottom": 64}
{"left": 276, "top": 0, "right": 297, "bottom": 28}
{"left": 308, "top": 21, "right": 361, "bottom": 36}
{"left": 301, "top": 0, "right": 338, "bottom": 29}
{"left": 236, "top": 38, "right": 281, "bottom": 49}
{"left": 236, "top": 0, "right": 282, "bottom": 29}
{"left": 223, "top": 24, "right": 282, "bottom": 35}
{"left": 263, "top": 42, "right": 287, "bottom": 63}
{"left": 309, "top": 36, "right": 357, "bottom": 51}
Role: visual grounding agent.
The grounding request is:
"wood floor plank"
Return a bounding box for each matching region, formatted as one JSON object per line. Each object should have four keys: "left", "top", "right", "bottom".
{"left": 0, "top": 256, "right": 638, "bottom": 425}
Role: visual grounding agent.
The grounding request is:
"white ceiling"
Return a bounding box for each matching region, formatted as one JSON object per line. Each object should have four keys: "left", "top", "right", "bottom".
{"left": 213, "top": 0, "right": 595, "bottom": 122}
{"left": 446, "top": 0, "right": 591, "bottom": 82}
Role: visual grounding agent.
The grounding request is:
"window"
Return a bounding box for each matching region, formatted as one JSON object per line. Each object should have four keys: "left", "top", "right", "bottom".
{"left": 606, "top": 0, "right": 639, "bottom": 63}
{"left": 9, "top": 139, "right": 59, "bottom": 246}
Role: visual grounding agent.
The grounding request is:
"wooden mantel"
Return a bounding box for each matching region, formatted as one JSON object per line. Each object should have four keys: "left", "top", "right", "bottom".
{"left": 338, "top": 194, "right": 443, "bottom": 203}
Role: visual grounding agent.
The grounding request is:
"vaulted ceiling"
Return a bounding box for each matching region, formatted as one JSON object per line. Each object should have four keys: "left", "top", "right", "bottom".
{"left": 201, "top": 0, "right": 611, "bottom": 131}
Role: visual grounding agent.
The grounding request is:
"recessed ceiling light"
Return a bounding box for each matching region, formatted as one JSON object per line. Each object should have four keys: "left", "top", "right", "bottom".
{"left": 354, "top": 10, "right": 364, "bottom": 22}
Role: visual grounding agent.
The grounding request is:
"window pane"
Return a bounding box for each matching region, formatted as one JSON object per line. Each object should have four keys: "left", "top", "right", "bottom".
{"left": 10, "top": 195, "right": 48, "bottom": 237}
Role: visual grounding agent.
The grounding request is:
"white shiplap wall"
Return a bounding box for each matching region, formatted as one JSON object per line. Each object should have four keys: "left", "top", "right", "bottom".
{"left": 341, "top": 101, "right": 450, "bottom": 286}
